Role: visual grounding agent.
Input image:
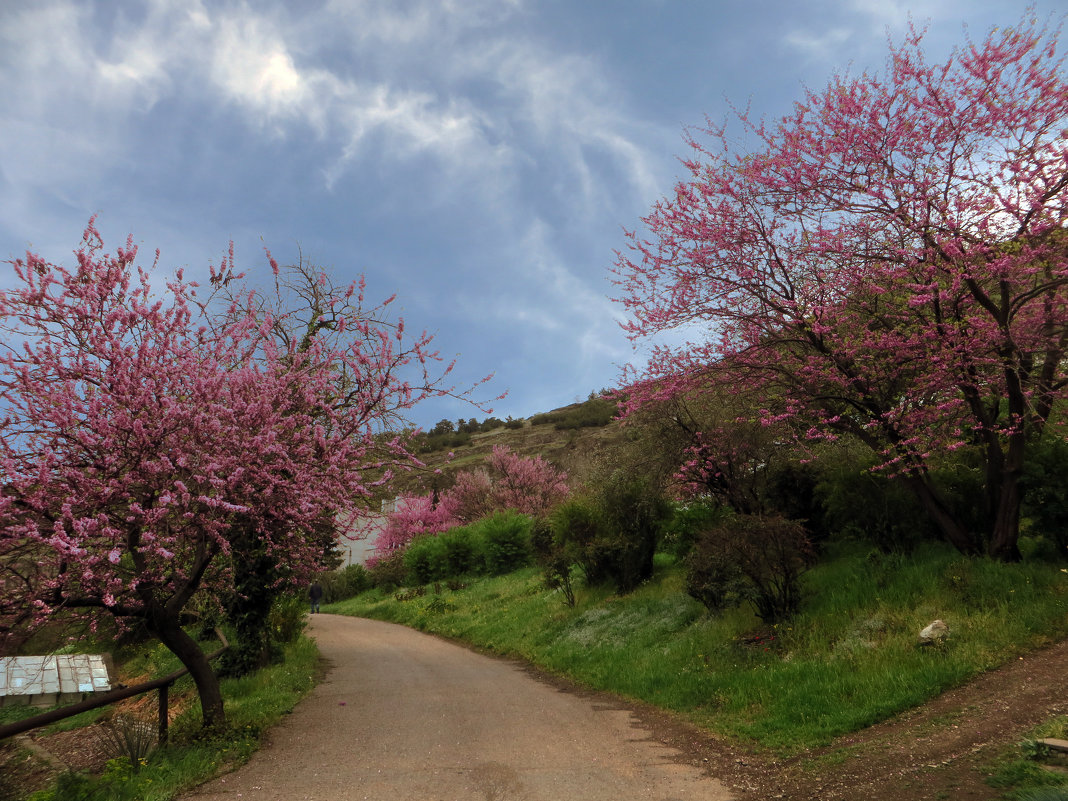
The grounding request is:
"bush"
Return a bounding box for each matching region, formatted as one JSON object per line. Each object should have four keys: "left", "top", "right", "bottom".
{"left": 404, "top": 535, "right": 449, "bottom": 584}
{"left": 552, "top": 477, "right": 670, "bottom": 594}
{"left": 478, "top": 512, "right": 532, "bottom": 575}
{"left": 551, "top": 498, "right": 612, "bottom": 585}
{"left": 441, "top": 525, "right": 484, "bottom": 576}
{"left": 662, "top": 499, "right": 729, "bottom": 558}
{"left": 817, "top": 461, "right": 934, "bottom": 553}
{"left": 686, "top": 527, "right": 749, "bottom": 614}
{"left": 269, "top": 595, "right": 308, "bottom": 645}
{"left": 319, "top": 564, "right": 372, "bottom": 603}
{"left": 368, "top": 551, "right": 408, "bottom": 591}
{"left": 531, "top": 517, "right": 575, "bottom": 607}
{"left": 687, "top": 514, "right": 812, "bottom": 623}
{"left": 597, "top": 476, "right": 670, "bottom": 593}
{"left": 1021, "top": 437, "right": 1068, "bottom": 561}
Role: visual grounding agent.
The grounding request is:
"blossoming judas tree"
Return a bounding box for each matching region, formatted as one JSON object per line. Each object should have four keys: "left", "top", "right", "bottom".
{"left": 370, "top": 446, "right": 569, "bottom": 557}
{"left": 449, "top": 446, "right": 570, "bottom": 522}
{"left": 0, "top": 220, "right": 477, "bottom": 727}
{"left": 209, "top": 256, "right": 490, "bottom": 675}
{"left": 614, "top": 15, "right": 1068, "bottom": 561}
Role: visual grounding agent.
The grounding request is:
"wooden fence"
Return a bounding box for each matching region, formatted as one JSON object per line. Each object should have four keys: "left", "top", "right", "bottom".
{"left": 0, "top": 631, "right": 228, "bottom": 747}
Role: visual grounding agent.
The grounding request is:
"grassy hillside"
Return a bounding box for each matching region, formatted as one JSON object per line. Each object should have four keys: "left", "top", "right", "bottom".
{"left": 388, "top": 398, "right": 629, "bottom": 497}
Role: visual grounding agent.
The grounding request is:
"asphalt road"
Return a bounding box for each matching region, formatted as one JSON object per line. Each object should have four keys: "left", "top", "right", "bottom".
{"left": 181, "top": 614, "right": 733, "bottom": 801}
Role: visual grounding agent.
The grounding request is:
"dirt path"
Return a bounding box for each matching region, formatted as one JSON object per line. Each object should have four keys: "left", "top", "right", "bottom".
{"left": 179, "top": 614, "right": 733, "bottom": 801}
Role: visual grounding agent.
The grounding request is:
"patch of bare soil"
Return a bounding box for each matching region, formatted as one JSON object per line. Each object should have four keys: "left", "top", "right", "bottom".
{"left": 0, "top": 723, "right": 123, "bottom": 799}
{"left": 614, "top": 638, "right": 1068, "bottom": 800}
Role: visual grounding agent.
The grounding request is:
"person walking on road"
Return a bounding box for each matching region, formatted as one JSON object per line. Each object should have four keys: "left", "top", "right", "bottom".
{"left": 309, "top": 582, "right": 323, "bottom": 614}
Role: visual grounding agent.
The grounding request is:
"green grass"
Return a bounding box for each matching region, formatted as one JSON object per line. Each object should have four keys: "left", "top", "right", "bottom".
{"left": 21, "top": 636, "right": 320, "bottom": 801}
{"left": 987, "top": 716, "right": 1068, "bottom": 800}
{"left": 330, "top": 542, "right": 1068, "bottom": 755}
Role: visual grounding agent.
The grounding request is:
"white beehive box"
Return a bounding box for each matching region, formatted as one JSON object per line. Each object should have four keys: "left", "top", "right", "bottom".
{"left": 0, "top": 655, "right": 112, "bottom": 707}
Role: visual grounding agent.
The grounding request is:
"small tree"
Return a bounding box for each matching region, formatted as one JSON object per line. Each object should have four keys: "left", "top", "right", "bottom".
{"left": 371, "top": 493, "right": 460, "bottom": 558}
{"left": 449, "top": 446, "right": 569, "bottom": 522}
{"left": 552, "top": 476, "right": 670, "bottom": 594}
{"left": 687, "top": 515, "right": 813, "bottom": 623}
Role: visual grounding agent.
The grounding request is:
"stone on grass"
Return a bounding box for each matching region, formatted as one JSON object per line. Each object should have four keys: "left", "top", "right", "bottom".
{"left": 918, "top": 619, "right": 949, "bottom": 645}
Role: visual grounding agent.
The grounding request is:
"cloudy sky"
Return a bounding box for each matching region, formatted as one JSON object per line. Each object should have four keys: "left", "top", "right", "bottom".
{"left": 1, "top": 0, "right": 1061, "bottom": 428}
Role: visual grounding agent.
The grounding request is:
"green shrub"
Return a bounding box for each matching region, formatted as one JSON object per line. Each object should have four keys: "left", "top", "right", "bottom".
{"left": 663, "top": 499, "right": 729, "bottom": 558}
{"left": 817, "top": 461, "right": 934, "bottom": 553}
{"left": 551, "top": 498, "right": 612, "bottom": 585}
{"left": 404, "top": 535, "right": 449, "bottom": 584}
{"left": 685, "top": 527, "right": 749, "bottom": 613}
{"left": 552, "top": 477, "right": 670, "bottom": 594}
{"left": 269, "top": 595, "right": 307, "bottom": 645}
{"left": 597, "top": 476, "right": 670, "bottom": 593}
{"left": 478, "top": 512, "right": 532, "bottom": 575}
{"left": 531, "top": 517, "right": 575, "bottom": 607}
{"left": 368, "top": 551, "right": 408, "bottom": 591}
{"left": 441, "top": 525, "right": 484, "bottom": 576}
{"left": 319, "top": 564, "right": 372, "bottom": 603}
{"left": 688, "top": 514, "right": 813, "bottom": 623}
{"left": 1022, "top": 437, "right": 1068, "bottom": 560}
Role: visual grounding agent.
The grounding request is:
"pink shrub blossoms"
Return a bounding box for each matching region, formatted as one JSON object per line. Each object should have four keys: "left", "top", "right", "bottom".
{"left": 371, "top": 446, "right": 569, "bottom": 558}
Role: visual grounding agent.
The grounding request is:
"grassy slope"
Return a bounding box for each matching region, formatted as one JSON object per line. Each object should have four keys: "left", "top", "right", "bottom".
{"left": 385, "top": 403, "right": 628, "bottom": 498}
{"left": 331, "top": 544, "right": 1068, "bottom": 755}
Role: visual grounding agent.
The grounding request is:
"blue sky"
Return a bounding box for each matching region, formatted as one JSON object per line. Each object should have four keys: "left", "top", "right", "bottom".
{"left": 1, "top": 0, "right": 1062, "bottom": 429}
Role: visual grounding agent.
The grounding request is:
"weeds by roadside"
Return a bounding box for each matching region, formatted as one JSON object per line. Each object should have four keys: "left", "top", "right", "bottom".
{"left": 330, "top": 542, "right": 1068, "bottom": 756}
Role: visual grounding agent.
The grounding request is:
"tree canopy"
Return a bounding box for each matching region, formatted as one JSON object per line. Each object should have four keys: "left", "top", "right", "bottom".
{"left": 614, "top": 14, "right": 1068, "bottom": 560}
{"left": 0, "top": 220, "right": 476, "bottom": 726}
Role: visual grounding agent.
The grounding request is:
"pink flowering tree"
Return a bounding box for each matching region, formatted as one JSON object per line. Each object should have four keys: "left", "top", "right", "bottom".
{"left": 371, "top": 446, "right": 570, "bottom": 556}
{"left": 210, "top": 256, "right": 490, "bottom": 675}
{"left": 449, "top": 446, "right": 570, "bottom": 521}
{"left": 0, "top": 220, "right": 479, "bottom": 727}
{"left": 370, "top": 493, "right": 461, "bottom": 559}
{"left": 614, "top": 15, "right": 1068, "bottom": 561}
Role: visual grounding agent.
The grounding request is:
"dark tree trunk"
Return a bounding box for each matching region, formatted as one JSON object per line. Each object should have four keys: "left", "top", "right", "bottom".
{"left": 987, "top": 436, "right": 1025, "bottom": 562}
{"left": 976, "top": 416, "right": 1026, "bottom": 562}
{"left": 152, "top": 619, "right": 225, "bottom": 729}
{"left": 904, "top": 474, "right": 982, "bottom": 556}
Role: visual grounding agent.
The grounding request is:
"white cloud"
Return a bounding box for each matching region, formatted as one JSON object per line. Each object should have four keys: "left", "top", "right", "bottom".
{"left": 211, "top": 20, "right": 310, "bottom": 119}
{"left": 782, "top": 26, "right": 856, "bottom": 61}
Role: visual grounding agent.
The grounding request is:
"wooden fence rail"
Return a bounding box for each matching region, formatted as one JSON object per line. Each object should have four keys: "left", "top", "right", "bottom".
{"left": 0, "top": 631, "right": 228, "bottom": 747}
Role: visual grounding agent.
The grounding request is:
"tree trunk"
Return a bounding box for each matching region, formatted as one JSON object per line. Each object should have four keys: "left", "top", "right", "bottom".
{"left": 987, "top": 437, "right": 1025, "bottom": 562}
{"left": 153, "top": 619, "right": 225, "bottom": 729}
{"left": 904, "top": 474, "right": 982, "bottom": 556}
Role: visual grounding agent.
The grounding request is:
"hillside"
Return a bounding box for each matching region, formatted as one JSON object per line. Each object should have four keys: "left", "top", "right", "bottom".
{"left": 386, "top": 398, "right": 630, "bottom": 498}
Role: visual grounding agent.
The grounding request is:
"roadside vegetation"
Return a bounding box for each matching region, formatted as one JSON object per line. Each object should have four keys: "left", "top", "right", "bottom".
{"left": 330, "top": 542, "right": 1068, "bottom": 754}
{"left": 1, "top": 600, "right": 317, "bottom": 801}
{"left": 5, "top": 12, "right": 1068, "bottom": 801}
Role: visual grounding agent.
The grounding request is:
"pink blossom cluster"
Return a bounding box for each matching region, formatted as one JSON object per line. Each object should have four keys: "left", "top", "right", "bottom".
{"left": 369, "top": 446, "right": 569, "bottom": 559}
{"left": 0, "top": 219, "right": 473, "bottom": 650}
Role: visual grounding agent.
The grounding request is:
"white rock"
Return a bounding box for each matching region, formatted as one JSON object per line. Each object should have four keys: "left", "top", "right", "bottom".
{"left": 919, "top": 619, "right": 949, "bottom": 642}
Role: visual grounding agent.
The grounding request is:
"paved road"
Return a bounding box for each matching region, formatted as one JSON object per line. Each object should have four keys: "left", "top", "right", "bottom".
{"left": 182, "top": 614, "right": 733, "bottom": 801}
